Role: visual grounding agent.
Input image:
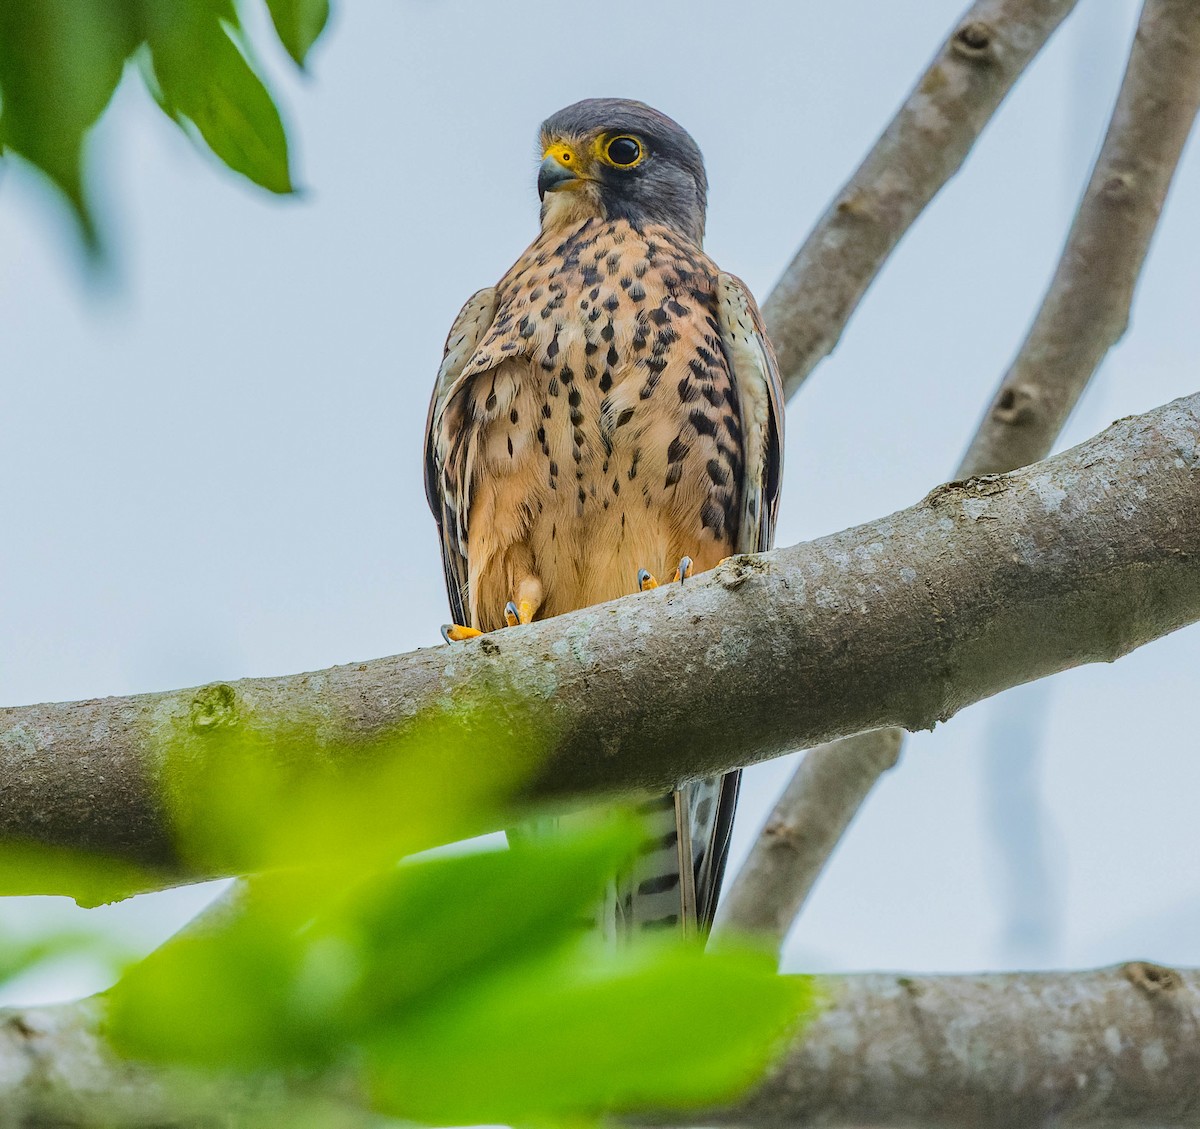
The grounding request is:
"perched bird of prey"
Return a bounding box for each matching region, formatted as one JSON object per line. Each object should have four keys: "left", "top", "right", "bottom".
{"left": 424, "top": 98, "right": 784, "bottom": 938}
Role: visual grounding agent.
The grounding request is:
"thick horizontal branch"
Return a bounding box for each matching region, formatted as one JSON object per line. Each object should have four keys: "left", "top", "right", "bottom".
{"left": 5, "top": 962, "right": 1200, "bottom": 1127}
{"left": 764, "top": 0, "right": 1080, "bottom": 398}
{"left": 1, "top": 393, "right": 1198, "bottom": 880}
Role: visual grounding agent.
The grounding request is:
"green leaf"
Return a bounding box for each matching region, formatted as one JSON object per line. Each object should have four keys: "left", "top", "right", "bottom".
{"left": 144, "top": 0, "right": 293, "bottom": 193}
{"left": 0, "top": 927, "right": 133, "bottom": 986}
{"left": 106, "top": 822, "right": 637, "bottom": 1071}
{"left": 0, "top": 0, "right": 138, "bottom": 249}
{"left": 329, "top": 819, "right": 638, "bottom": 1025}
{"left": 365, "top": 944, "right": 814, "bottom": 1123}
{"left": 107, "top": 910, "right": 330, "bottom": 1069}
{"left": 265, "top": 0, "right": 330, "bottom": 69}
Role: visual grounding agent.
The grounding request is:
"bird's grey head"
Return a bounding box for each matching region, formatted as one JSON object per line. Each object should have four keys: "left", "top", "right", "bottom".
{"left": 536, "top": 98, "right": 708, "bottom": 245}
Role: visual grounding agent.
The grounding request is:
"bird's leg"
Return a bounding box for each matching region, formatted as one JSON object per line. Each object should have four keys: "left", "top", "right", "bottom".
{"left": 441, "top": 623, "right": 482, "bottom": 643}
{"left": 675, "top": 556, "right": 693, "bottom": 583}
{"left": 503, "top": 574, "right": 544, "bottom": 626}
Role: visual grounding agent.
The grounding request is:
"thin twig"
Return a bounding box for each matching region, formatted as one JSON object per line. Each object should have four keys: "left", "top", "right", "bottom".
{"left": 961, "top": 0, "right": 1200, "bottom": 476}
{"left": 717, "top": 0, "right": 1200, "bottom": 955}
{"left": 764, "top": 0, "right": 1081, "bottom": 400}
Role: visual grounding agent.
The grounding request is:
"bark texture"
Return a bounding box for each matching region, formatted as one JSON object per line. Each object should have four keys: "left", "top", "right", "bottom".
{"left": 709, "top": 962, "right": 1200, "bottom": 1129}
{"left": 4, "top": 964, "right": 1200, "bottom": 1128}
{"left": 719, "top": 0, "right": 1200, "bottom": 952}
{"left": 763, "top": 0, "right": 1080, "bottom": 398}
{"left": 0, "top": 1000, "right": 365, "bottom": 1128}
{"left": 2, "top": 394, "right": 1198, "bottom": 885}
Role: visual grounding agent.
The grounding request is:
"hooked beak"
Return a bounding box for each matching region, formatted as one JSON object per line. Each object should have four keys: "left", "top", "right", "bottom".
{"left": 537, "top": 154, "right": 578, "bottom": 200}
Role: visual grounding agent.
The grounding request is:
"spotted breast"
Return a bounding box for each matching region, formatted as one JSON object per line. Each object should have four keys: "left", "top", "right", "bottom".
{"left": 432, "top": 217, "right": 746, "bottom": 632}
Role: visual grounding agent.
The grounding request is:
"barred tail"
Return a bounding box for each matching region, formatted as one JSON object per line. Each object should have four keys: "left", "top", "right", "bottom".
{"left": 600, "top": 770, "right": 741, "bottom": 942}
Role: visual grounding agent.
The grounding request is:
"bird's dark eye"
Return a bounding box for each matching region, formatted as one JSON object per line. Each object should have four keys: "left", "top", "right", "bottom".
{"left": 605, "top": 136, "right": 643, "bottom": 168}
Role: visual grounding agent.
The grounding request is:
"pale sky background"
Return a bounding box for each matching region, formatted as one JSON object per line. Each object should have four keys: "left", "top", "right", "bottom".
{"left": 2, "top": 0, "right": 1199, "bottom": 1004}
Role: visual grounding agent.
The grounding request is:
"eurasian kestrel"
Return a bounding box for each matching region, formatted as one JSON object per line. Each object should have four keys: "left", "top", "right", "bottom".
{"left": 425, "top": 98, "right": 784, "bottom": 938}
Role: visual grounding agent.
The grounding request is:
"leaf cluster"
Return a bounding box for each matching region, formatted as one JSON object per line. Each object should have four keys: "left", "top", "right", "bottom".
{"left": 3, "top": 717, "right": 813, "bottom": 1125}
{"left": 0, "top": 0, "right": 329, "bottom": 251}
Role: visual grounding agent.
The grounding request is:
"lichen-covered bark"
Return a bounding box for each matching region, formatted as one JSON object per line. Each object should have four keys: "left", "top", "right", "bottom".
{"left": 1, "top": 394, "right": 1197, "bottom": 885}
{"left": 763, "top": 0, "right": 1081, "bottom": 399}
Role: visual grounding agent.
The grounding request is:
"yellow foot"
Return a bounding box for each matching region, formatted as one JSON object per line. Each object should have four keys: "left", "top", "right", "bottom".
{"left": 639, "top": 557, "right": 693, "bottom": 592}
{"left": 441, "top": 623, "right": 483, "bottom": 643}
{"left": 504, "top": 599, "right": 536, "bottom": 626}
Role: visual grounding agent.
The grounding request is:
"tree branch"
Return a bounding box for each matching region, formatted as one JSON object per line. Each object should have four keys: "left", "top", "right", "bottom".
{"left": 5, "top": 962, "right": 1199, "bottom": 1127}
{"left": 706, "top": 961, "right": 1200, "bottom": 1129}
{"left": 763, "top": 0, "right": 1080, "bottom": 398}
{"left": 0, "top": 999, "right": 368, "bottom": 1127}
{"left": 2, "top": 394, "right": 1198, "bottom": 885}
{"left": 961, "top": 0, "right": 1200, "bottom": 478}
{"left": 718, "top": 0, "right": 1200, "bottom": 952}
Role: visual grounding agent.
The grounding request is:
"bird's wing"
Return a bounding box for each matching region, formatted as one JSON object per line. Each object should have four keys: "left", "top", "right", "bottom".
{"left": 423, "top": 286, "right": 499, "bottom": 628}
{"left": 716, "top": 272, "right": 785, "bottom": 556}
{"left": 684, "top": 274, "right": 785, "bottom": 933}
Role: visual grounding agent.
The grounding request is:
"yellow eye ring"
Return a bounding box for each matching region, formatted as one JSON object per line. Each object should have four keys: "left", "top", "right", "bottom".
{"left": 603, "top": 135, "right": 644, "bottom": 169}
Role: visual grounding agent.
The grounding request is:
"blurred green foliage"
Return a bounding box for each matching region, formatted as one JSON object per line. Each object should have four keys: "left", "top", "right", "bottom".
{"left": 0, "top": 840, "right": 173, "bottom": 908}
{"left": 1, "top": 716, "right": 814, "bottom": 1124}
{"left": 0, "top": 0, "right": 329, "bottom": 253}
{"left": 0, "top": 924, "right": 133, "bottom": 987}
{"left": 107, "top": 824, "right": 810, "bottom": 1123}
{"left": 159, "top": 704, "right": 553, "bottom": 878}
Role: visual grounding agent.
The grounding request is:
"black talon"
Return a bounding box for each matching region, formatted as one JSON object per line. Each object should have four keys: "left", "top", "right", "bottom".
{"left": 676, "top": 556, "right": 693, "bottom": 584}
{"left": 504, "top": 600, "right": 520, "bottom": 626}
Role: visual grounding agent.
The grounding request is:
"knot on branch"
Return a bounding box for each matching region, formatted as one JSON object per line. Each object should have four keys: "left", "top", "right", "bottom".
{"left": 951, "top": 21, "right": 996, "bottom": 62}
{"left": 718, "top": 555, "right": 770, "bottom": 590}
{"left": 189, "top": 683, "right": 239, "bottom": 733}
{"left": 4, "top": 1014, "right": 36, "bottom": 1039}
{"left": 1099, "top": 171, "right": 1136, "bottom": 205}
{"left": 834, "top": 190, "right": 880, "bottom": 225}
{"left": 923, "top": 473, "right": 1009, "bottom": 507}
{"left": 1124, "top": 961, "right": 1183, "bottom": 996}
{"left": 762, "top": 813, "right": 804, "bottom": 852}
{"left": 992, "top": 383, "right": 1040, "bottom": 427}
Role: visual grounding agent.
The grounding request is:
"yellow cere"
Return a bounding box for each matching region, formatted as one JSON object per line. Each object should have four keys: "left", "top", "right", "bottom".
{"left": 542, "top": 142, "right": 580, "bottom": 168}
